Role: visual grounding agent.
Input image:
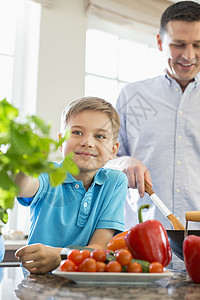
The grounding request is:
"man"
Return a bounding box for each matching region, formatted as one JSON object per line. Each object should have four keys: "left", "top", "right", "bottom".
{"left": 109, "top": 1, "right": 200, "bottom": 229}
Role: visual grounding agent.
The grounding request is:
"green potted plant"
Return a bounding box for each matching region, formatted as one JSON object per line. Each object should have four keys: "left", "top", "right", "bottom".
{"left": 0, "top": 99, "right": 79, "bottom": 261}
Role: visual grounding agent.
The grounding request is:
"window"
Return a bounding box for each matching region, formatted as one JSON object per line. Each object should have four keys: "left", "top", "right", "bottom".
{"left": 0, "top": 0, "right": 41, "bottom": 236}
{"left": 85, "top": 28, "right": 166, "bottom": 107}
{"left": 0, "top": 0, "right": 41, "bottom": 114}
{"left": 0, "top": 0, "right": 18, "bottom": 102}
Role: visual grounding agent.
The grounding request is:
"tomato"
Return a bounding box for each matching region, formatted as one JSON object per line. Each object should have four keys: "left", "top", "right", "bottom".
{"left": 115, "top": 249, "right": 133, "bottom": 266}
{"left": 60, "top": 259, "right": 76, "bottom": 272}
{"left": 90, "top": 249, "right": 106, "bottom": 262}
{"left": 96, "top": 261, "right": 107, "bottom": 272}
{"left": 126, "top": 262, "right": 142, "bottom": 273}
{"left": 80, "top": 249, "right": 91, "bottom": 260}
{"left": 149, "top": 262, "right": 164, "bottom": 273}
{"left": 78, "top": 258, "right": 97, "bottom": 272}
{"left": 67, "top": 249, "right": 83, "bottom": 265}
{"left": 106, "top": 261, "right": 122, "bottom": 273}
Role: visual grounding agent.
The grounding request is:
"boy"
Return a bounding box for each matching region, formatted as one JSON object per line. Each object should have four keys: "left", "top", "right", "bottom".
{"left": 15, "top": 97, "right": 128, "bottom": 274}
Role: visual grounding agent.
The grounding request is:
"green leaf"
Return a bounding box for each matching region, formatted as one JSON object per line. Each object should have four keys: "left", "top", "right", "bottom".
{"left": 49, "top": 154, "right": 79, "bottom": 187}
{"left": 0, "top": 173, "right": 18, "bottom": 190}
{"left": 0, "top": 208, "right": 8, "bottom": 224}
{"left": 56, "top": 130, "right": 71, "bottom": 149}
{"left": 10, "top": 125, "right": 34, "bottom": 156}
{"left": 62, "top": 153, "right": 79, "bottom": 175}
{"left": 49, "top": 170, "right": 67, "bottom": 187}
{"left": 0, "top": 188, "right": 16, "bottom": 209}
{"left": 0, "top": 98, "right": 79, "bottom": 225}
{"left": 27, "top": 115, "right": 51, "bottom": 135}
{"left": 0, "top": 99, "right": 18, "bottom": 121}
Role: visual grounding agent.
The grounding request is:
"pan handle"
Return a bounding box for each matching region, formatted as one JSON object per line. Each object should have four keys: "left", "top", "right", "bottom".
{"left": 185, "top": 211, "right": 200, "bottom": 222}
{"left": 145, "top": 182, "right": 154, "bottom": 196}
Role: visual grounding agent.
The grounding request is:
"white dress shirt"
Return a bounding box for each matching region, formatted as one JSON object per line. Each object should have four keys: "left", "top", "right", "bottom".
{"left": 116, "top": 71, "right": 200, "bottom": 229}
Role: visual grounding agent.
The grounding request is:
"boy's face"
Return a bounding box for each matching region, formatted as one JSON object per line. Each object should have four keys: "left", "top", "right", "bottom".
{"left": 157, "top": 20, "right": 200, "bottom": 88}
{"left": 60, "top": 110, "right": 119, "bottom": 174}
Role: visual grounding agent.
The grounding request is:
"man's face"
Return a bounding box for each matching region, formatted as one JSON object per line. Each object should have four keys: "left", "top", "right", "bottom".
{"left": 157, "top": 20, "right": 200, "bottom": 89}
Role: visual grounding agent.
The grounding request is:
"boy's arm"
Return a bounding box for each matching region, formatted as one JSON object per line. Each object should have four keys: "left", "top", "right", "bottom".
{"left": 15, "top": 229, "right": 115, "bottom": 274}
{"left": 15, "top": 172, "right": 39, "bottom": 198}
{"left": 87, "top": 228, "right": 115, "bottom": 249}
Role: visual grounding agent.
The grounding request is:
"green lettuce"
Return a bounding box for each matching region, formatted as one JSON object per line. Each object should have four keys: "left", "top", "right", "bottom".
{"left": 0, "top": 99, "right": 79, "bottom": 224}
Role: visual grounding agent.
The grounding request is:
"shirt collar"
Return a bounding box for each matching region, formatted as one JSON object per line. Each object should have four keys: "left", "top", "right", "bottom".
{"left": 62, "top": 167, "right": 108, "bottom": 185}
{"left": 93, "top": 168, "right": 109, "bottom": 185}
{"left": 164, "top": 68, "right": 200, "bottom": 88}
{"left": 195, "top": 73, "right": 200, "bottom": 87}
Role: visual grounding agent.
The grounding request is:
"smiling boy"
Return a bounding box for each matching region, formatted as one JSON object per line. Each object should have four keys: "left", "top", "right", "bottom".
{"left": 15, "top": 97, "right": 127, "bottom": 273}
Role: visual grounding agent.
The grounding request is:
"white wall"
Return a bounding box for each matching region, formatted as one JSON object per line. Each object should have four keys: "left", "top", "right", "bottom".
{"left": 32, "top": 0, "right": 172, "bottom": 160}
{"left": 36, "top": 0, "right": 87, "bottom": 150}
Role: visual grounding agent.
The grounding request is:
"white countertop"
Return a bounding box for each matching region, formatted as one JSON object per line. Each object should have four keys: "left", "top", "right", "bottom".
{"left": 4, "top": 239, "right": 27, "bottom": 250}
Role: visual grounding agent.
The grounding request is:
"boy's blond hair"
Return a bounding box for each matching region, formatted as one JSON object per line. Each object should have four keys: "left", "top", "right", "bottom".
{"left": 61, "top": 97, "right": 120, "bottom": 140}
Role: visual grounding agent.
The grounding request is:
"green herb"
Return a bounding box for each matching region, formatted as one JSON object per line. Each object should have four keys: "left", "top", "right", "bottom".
{"left": 0, "top": 99, "right": 79, "bottom": 225}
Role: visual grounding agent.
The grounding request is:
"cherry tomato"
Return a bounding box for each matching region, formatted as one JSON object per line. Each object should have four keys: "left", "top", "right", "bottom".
{"left": 67, "top": 249, "right": 83, "bottom": 265}
{"left": 115, "top": 249, "right": 133, "bottom": 266}
{"left": 106, "top": 261, "right": 122, "bottom": 272}
{"left": 60, "top": 259, "right": 76, "bottom": 272}
{"left": 90, "top": 249, "right": 106, "bottom": 262}
{"left": 80, "top": 249, "right": 91, "bottom": 260}
{"left": 78, "top": 258, "right": 97, "bottom": 272}
{"left": 96, "top": 261, "right": 107, "bottom": 272}
{"left": 126, "top": 262, "right": 142, "bottom": 273}
{"left": 149, "top": 262, "right": 164, "bottom": 273}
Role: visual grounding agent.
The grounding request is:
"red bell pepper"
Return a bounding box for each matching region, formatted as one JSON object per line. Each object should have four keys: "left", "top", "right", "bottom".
{"left": 125, "top": 204, "right": 172, "bottom": 267}
{"left": 183, "top": 235, "right": 200, "bottom": 283}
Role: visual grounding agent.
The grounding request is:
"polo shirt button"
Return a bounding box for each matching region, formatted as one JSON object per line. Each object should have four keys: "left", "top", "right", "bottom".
{"left": 84, "top": 202, "right": 87, "bottom": 207}
{"left": 75, "top": 184, "right": 79, "bottom": 189}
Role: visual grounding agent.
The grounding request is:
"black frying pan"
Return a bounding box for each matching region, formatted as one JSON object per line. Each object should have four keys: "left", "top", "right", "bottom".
{"left": 145, "top": 184, "right": 200, "bottom": 261}
{"left": 167, "top": 229, "right": 200, "bottom": 260}
{"left": 167, "top": 211, "right": 200, "bottom": 261}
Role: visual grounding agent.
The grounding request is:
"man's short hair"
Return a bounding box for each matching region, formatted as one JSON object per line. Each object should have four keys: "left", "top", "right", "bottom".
{"left": 160, "top": 1, "right": 200, "bottom": 37}
{"left": 61, "top": 97, "right": 120, "bottom": 141}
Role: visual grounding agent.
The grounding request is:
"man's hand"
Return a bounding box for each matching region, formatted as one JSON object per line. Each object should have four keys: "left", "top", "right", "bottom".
{"left": 119, "top": 157, "right": 152, "bottom": 197}
{"left": 15, "top": 244, "right": 62, "bottom": 274}
{"left": 106, "top": 156, "right": 152, "bottom": 197}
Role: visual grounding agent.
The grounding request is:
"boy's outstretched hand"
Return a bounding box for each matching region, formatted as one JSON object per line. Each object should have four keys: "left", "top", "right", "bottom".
{"left": 15, "top": 244, "right": 62, "bottom": 274}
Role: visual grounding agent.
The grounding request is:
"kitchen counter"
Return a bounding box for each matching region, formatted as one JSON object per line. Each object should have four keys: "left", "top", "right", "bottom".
{"left": 0, "top": 261, "right": 200, "bottom": 300}
{"left": 0, "top": 240, "right": 27, "bottom": 267}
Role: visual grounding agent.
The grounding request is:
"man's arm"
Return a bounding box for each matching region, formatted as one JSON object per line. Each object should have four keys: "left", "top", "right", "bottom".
{"left": 105, "top": 156, "right": 152, "bottom": 197}
{"left": 15, "top": 172, "right": 39, "bottom": 198}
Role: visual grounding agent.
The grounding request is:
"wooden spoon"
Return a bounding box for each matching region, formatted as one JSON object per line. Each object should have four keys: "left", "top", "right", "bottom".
{"left": 145, "top": 182, "right": 185, "bottom": 230}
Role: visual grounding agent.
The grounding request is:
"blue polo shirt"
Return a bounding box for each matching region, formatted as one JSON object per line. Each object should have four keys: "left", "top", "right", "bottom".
{"left": 17, "top": 167, "right": 127, "bottom": 247}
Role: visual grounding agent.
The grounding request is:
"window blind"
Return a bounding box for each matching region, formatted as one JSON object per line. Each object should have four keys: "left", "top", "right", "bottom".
{"left": 31, "top": 0, "right": 55, "bottom": 8}
{"left": 85, "top": 0, "right": 170, "bottom": 33}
